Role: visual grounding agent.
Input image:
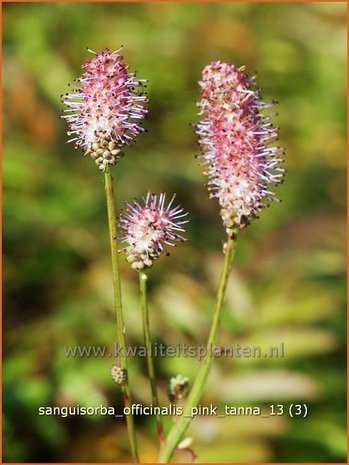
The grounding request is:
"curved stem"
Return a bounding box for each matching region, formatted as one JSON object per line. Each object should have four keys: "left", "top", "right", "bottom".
{"left": 104, "top": 169, "right": 139, "bottom": 463}
{"left": 158, "top": 234, "right": 238, "bottom": 462}
{"left": 139, "top": 270, "right": 165, "bottom": 442}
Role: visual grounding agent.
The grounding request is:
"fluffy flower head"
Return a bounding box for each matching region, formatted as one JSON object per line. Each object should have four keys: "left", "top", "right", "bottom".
{"left": 119, "top": 193, "right": 189, "bottom": 270}
{"left": 62, "top": 47, "right": 148, "bottom": 171}
{"left": 196, "top": 61, "right": 285, "bottom": 233}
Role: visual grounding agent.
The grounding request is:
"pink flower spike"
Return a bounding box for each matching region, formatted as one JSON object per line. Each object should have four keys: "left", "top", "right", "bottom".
{"left": 62, "top": 47, "right": 148, "bottom": 171}
{"left": 196, "top": 61, "right": 285, "bottom": 233}
{"left": 119, "top": 193, "right": 189, "bottom": 270}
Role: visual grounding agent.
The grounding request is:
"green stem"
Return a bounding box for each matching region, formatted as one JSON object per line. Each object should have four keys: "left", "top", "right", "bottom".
{"left": 139, "top": 270, "right": 164, "bottom": 442}
{"left": 158, "top": 234, "right": 238, "bottom": 462}
{"left": 104, "top": 169, "right": 139, "bottom": 463}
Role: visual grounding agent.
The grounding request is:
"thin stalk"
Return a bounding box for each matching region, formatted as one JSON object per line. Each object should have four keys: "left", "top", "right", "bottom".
{"left": 139, "top": 270, "right": 165, "bottom": 442}
{"left": 158, "top": 234, "right": 238, "bottom": 462}
{"left": 104, "top": 169, "right": 139, "bottom": 463}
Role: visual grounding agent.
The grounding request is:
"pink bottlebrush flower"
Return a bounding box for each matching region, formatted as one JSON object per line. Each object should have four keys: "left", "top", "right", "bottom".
{"left": 196, "top": 61, "right": 285, "bottom": 233}
{"left": 62, "top": 47, "right": 148, "bottom": 171}
{"left": 119, "top": 193, "right": 189, "bottom": 270}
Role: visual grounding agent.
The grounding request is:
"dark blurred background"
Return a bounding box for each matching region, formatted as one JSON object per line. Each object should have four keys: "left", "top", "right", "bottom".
{"left": 3, "top": 2, "right": 346, "bottom": 463}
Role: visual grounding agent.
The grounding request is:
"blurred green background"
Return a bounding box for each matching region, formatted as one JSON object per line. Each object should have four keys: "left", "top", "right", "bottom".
{"left": 3, "top": 2, "right": 346, "bottom": 463}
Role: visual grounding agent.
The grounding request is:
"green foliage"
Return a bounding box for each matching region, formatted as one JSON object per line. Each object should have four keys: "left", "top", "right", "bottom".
{"left": 3, "top": 2, "right": 346, "bottom": 462}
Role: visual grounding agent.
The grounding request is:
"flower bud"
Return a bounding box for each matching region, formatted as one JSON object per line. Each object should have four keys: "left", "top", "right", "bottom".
{"left": 111, "top": 364, "right": 127, "bottom": 386}
{"left": 167, "top": 374, "right": 189, "bottom": 402}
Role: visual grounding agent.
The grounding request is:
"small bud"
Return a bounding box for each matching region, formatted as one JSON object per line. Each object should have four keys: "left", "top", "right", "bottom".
{"left": 178, "top": 437, "right": 193, "bottom": 449}
{"left": 144, "top": 258, "right": 153, "bottom": 267}
{"left": 111, "top": 364, "right": 127, "bottom": 386}
{"left": 168, "top": 374, "right": 189, "bottom": 402}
